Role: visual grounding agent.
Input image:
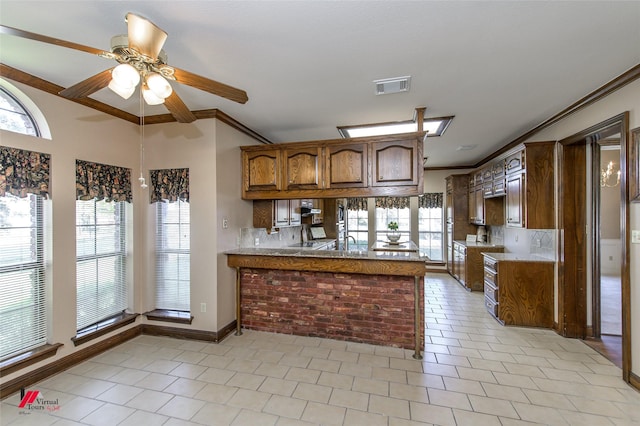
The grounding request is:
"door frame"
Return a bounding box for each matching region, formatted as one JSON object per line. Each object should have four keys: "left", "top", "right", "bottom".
{"left": 558, "top": 112, "right": 630, "bottom": 382}
{"left": 591, "top": 139, "right": 622, "bottom": 339}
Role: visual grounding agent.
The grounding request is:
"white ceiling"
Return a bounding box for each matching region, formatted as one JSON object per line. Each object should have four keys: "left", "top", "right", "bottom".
{"left": 1, "top": 1, "right": 639, "bottom": 167}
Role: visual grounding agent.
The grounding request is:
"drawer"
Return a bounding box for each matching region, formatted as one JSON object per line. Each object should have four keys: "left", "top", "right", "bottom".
{"left": 483, "top": 256, "right": 498, "bottom": 271}
{"left": 484, "top": 280, "right": 498, "bottom": 303}
{"left": 484, "top": 267, "right": 497, "bottom": 285}
{"left": 492, "top": 178, "right": 506, "bottom": 196}
{"left": 483, "top": 182, "right": 494, "bottom": 197}
{"left": 484, "top": 295, "right": 499, "bottom": 318}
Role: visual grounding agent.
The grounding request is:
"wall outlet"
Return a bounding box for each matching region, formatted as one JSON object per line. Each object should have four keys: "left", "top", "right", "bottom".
{"left": 254, "top": 237, "right": 260, "bottom": 246}
{"left": 632, "top": 230, "right": 640, "bottom": 244}
{"left": 200, "top": 303, "right": 206, "bottom": 313}
{"left": 222, "top": 218, "right": 229, "bottom": 229}
{"left": 535, "top": 238, "right": 541, "bottom": 248}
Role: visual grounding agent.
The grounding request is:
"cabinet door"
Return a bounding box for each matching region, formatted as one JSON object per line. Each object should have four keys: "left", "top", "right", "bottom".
{"left": 284, "top": 147, "right": 323, "bottom": 190}
{"left": 243, "top": 149, "right": 281, "bottom": 192}
{"left": 506, "top": 173, "right": 524, "bottom": 227}
{"left": 468, "top": 187, "right": 484, "bottom": 224}
{"left": 289, "top": 199, "right": 302, "bottom": 226}
{"left": 325, "top": 143, "right": 368, "bottom": 188}
{"left": 459, "top": 246, "right": 467, "bottom": 286}
{"left": 475, "top": 187, "right": 485, "bottom": 225}
{"left": 372, "top": 140, "right": 419, "bottom": 186}
{"left": 274, "top": 200, "right": 290, "bottom": 227}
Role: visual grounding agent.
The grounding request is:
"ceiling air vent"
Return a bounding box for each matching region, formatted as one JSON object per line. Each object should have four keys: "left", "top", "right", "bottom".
{"left": 374, "top": 76, "right": 411, "bottom": 95}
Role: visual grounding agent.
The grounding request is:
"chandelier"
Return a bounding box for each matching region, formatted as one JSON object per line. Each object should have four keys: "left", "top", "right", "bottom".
{"left": 600, "top": 160, "right": 621, "bottom": 188}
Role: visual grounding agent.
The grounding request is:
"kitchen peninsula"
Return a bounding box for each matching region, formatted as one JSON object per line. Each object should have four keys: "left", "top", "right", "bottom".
{"left": 226, "top": 247, "right": 427, "bottom": 359}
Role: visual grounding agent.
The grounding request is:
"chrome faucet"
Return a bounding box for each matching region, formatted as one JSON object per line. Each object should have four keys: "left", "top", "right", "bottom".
{"left": 345, "top": 235, "right": 356, "bottom": 250}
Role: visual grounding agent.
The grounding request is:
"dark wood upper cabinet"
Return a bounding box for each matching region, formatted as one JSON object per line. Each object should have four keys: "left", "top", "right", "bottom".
{"left": 325, "top": 143, "right": 368, "bottom": 188}
{"left": 243, "top": 149, "right": 281, "bottom": 192}
{"left": 505, "top": 142, "right": 555, "bottom": 229}
{"left": 284, "top": 146, "right": 323, "bottom": 190}
{"left": 241, "top": 132, "right": 424, "bottom": 199}
{"left": 505, "top": 172, "right": 525, "bottom": 227}
{"left": 371, "top": 140, "right": 419, "bottom": 187}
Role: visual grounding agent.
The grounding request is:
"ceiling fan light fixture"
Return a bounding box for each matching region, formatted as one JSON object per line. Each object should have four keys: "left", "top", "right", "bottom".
{"left": 142, "top": 84, "right": 165, "bottom": 105}
{"left": 146, "top": 72, "right": 172, "bottom": 99}
{"left": 111, "top": 63, "right": 140, "bottom": 89}
{"left": 108, "top": 78, "right": 136, "bottom": 99}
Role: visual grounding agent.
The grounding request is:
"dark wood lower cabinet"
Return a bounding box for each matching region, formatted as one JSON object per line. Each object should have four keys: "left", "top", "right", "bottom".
{"left": 483, "top": 255, "right": 554, "bottom": 327}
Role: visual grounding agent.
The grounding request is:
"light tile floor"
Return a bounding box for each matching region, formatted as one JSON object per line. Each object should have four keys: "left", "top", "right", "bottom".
{"left": 2, "top": 273, "right": 640, "bottom": 425}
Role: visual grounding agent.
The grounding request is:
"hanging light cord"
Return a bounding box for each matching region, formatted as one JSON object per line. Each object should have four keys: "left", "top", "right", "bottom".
{"left": 138, "top": 88, "right": 148, "bottom": 189}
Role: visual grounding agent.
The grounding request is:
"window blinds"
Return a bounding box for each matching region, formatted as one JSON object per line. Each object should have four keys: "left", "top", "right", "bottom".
{"left": 76, "top": 199, "right": 127, "bottom": 330}
{"left": 0, "top": 194, "right": 46, "bottom": 359}
{"left": 155, "top": 200, "right": 190, "bottom": 311}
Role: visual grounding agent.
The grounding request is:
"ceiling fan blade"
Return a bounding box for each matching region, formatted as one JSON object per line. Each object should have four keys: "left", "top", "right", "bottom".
{"left": 164, "top": 91, "right": 197, "bottom": 123}
{"left": 172, "top": 67, "right": 249, "bottom": 104}
{"left": 126, "top": 13, "right": 167, "bottom": 61}
{"left": 59, "top": 68, "right": 114, "bottom": 99}
{"left": 0, "top": 24, "right": 109, "bottom": 56}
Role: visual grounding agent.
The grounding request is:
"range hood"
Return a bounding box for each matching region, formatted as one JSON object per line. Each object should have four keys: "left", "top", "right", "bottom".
{"left": 301, "top": 207, "right": 321, "bottom": 216}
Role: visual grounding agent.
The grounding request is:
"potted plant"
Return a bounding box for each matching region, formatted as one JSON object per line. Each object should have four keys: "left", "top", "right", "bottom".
{"left": 387, "top": 221, "right": 401, "bottom": 243}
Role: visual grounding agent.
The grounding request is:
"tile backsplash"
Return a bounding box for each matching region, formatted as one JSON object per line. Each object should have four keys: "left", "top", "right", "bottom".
{"left": 529, "top": 229, "right": 556, "bottom": 260}
{"left": 239, "top": 226, "right": 304, "bottom": 248}
{"left": 494, "top": 226, "right": 556, "bottom": 260}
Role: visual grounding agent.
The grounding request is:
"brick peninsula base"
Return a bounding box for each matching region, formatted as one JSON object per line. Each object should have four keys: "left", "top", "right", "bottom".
{"left": 226, "top": 249, "right": 426, "bottom": 358}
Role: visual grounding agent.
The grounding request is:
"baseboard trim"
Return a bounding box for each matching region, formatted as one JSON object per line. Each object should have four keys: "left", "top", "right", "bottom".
{"left": 140, "top": 320, "right": 236, "bottom": 343}
{"left": 629, "top": 370, "right": 640, "bottom": 392}
{"left": 0, "top": 326, "right": 141, "bottom": 399}
{"left": 0, "top": 320, "right": 238, "bottom": 399}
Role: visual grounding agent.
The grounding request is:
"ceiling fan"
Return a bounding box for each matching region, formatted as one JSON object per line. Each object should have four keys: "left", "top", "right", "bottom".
{"left": 0, "top": 13, "right": 248, "bottom": 123}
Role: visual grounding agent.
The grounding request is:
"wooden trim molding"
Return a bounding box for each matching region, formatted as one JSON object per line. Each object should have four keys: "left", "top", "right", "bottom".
{"left": 0, "top": 343, "right": 63, "bottom": 378}
{"left": 630, "top": 127, "right": 640, "bottom": 202}
{"left": 0, "top": 63, "right": 271, "bottom": 144}
{"left": 475, "top": 64, "right": 640, "bottom": 168}
{"left": 0, "top": 63, "right": 140, "bottom": 124}
{"left": 0, "top": 326, "right": 141, "bottom": 399}
{"left": 0, "top": 321, "right": 237, "bottom": 399}
{"left": 71, "top": 313, "right": 139, "bottom": 347}
{"left": 144, "top": 309, "right": 194, "bottom": 325}
{"left": 139, "top": 321, "right": 236, "bottom": 343}
{"left": 630, "top": 370, "right": 640, "bottom": 392}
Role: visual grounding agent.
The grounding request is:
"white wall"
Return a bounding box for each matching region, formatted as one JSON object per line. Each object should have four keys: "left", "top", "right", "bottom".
{"left": 0, "top": 82, "right": 141, "bottom": 384}
{"left": 524, "top": 77, "right": 640, "bottom": 379}
{"left": 215, "top": 122, "right": 257, "bottom": 328}
{"left": 0, "top": 80, "right": 258, "bottom": 386}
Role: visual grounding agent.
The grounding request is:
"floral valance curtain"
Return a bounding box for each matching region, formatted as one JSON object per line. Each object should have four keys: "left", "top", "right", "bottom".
{"left": 375, "top": 196, "right": 410, "bottom": 209}
{"left": 150, "top": 168, "right": 189, "bottom": 203}
{"left": 0, "top": 146, "right": 51, "bottom": 198}
{"left": 418, "top": 193, "right": 443, "bottom": 209}
{"left": 76, "top": 159, "right": 132, "bottom": 203}
{"left": 347, "top": 197, "right": 368, "bottom": 211}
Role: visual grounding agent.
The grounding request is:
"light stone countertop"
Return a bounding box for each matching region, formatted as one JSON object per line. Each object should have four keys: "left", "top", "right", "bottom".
{"left": 482, "top": 252, "right": 555, "bottom": 262}
{"left": 224, "top": 247, "right": 427, "bottom": 262}
{"left": 453, "top": 240, "right": 505, "bottom": 248}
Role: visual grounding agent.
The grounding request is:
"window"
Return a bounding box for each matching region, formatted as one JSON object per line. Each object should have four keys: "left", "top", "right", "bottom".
{"left": 0, "top": 86, "right": 39, "bottom": 137}
{"left": 0, "top": 194, "right": 46, "bottom": 359}
{"left": 346, "top": 198, "right": 368, "bottom": 251}
{"left": 155, "top": 200, "right": 190, "bottom": 312}
{"left": 418, "top": 196, "right": 444, "bottom": 261}
{"left": 375, "top": 197, "right": 410, "bottom": 242}
{"left": 76, "top": 199, "right": 127, "bottom": 330}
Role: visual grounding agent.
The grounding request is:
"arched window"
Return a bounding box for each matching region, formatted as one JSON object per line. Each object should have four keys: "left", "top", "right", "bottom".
{"left": 0, "top": 86, "right": 40, "bottom": 137}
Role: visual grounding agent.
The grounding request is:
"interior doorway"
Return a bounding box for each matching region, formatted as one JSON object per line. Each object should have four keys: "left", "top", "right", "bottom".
{"left": 591, "top": 141, "right": 623, "bottom": 368}
{"left": 558, "top": 112, "right": 630, "bottom": 381}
